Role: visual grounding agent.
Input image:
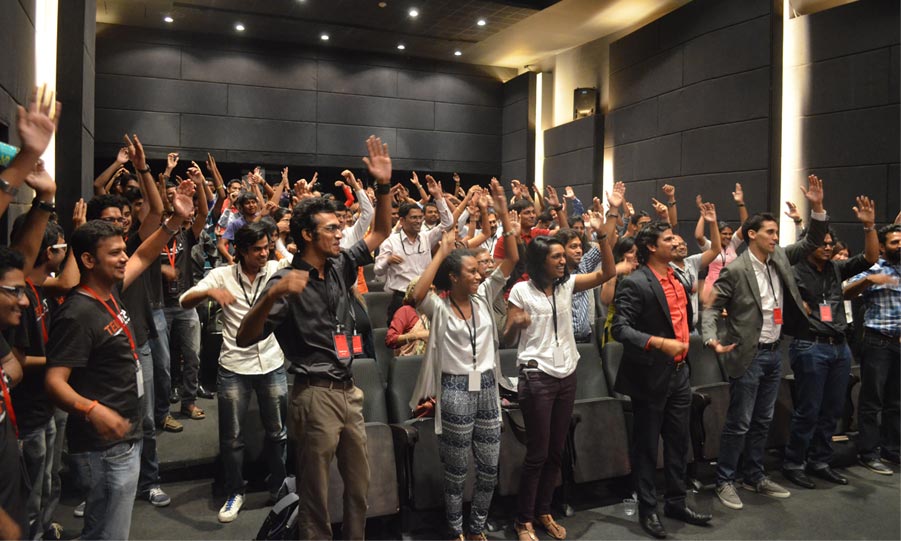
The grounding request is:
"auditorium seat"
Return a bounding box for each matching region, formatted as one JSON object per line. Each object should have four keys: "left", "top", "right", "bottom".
{"left": 688, "top": 335, "right": 730, "bottom": 463}
{"left": 372, "top": 327, "right": 393, "bottom": 388}
{"left": 363, "top": 291, "right": 393, "bottom": 330}
{"left": 499, "top": 348, "right": 518, "bottom": 379}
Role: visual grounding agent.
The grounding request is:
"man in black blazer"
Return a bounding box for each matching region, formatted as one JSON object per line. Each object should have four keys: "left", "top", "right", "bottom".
{"left": 612, "top": 222, "right": 713, "bottom": 539}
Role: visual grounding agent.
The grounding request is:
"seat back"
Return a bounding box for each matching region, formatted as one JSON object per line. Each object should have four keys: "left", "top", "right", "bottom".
{"left": 600, "top": 342, "right": 625, "bottom": 400}
{"left": 372, "top": 327, "right": 393, "bottom": 388}
{"left": 387, "top": 355, "right": 424, "bottom": 424}
{"left": 574, "top": 341, "right": 609, "bottom": 400}
{"left": 352, "top": 357, "right": 389, "bottom": 424}
{"left": 499, "top": 348, "right": 519, "bottom": 378}
{"left": 689, "top": 335, "right": 725, "bottom": 386}
{"left": 362, "top": 263, "right": 376, "bottom": 283}
{"left": 363, "top": 291, "right": 393, "bottom": 330}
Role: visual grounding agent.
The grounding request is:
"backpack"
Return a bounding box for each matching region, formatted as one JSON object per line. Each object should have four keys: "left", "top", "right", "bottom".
{"left": 255, "top": 476, "right": 299, "bottom": 540}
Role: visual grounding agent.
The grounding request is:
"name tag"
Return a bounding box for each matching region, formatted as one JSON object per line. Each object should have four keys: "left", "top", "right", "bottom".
{"left": 773, "top": 307, "right": 783, "bottom": 325}
{"left": 553, "top": 346, "right": 566, "bottom": 368}
{"left": 819, "top": 303, "right": 833, "bottom": 322}
{"left": 468, "top": 370, "right": 481, "bottom": 392}
{"left": 351, "top": 335, "right": 363, "bottom": 356}
{"left": 136, "top": 361, "right": 144, "bottom": 398}
{"left": 333, "top": 334, "right": 352, "bottom": 361}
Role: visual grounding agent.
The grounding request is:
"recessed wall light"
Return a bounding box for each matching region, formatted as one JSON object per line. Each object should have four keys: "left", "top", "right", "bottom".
{"left": 320, "top": 33, "right": 330, "bottom": 41}
{"left": 454, "top": 50, "right": 462, "bottom": 56}
{"left": 408, "top": 8, "right": 419, "bottom": 18}
{"left": 397, "top": 44, "right": 406, "bottom": 50}
{"left": 235, "top": 23, "right": 245, "bottom": 31}
{"left": 163, "top": 16, "right": 174, "bottom": 23}
{"left": 476, "top": 18, "right": 486, "bottom": 26}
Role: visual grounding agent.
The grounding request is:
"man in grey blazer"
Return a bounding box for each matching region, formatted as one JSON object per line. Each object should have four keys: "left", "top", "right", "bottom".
{"left": 702, "top": 175, "right": 828, "bottom": 511}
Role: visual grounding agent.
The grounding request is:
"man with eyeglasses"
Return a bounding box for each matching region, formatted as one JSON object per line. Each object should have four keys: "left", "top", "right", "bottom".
{"left": 779, "top": 198, "right": 879, "bottom": 490}
{"left": 374, "top": 174, "right": 452, "bottom": 324}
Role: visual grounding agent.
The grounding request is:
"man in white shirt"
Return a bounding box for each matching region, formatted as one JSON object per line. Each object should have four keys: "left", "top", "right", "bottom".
{"left": 374, "top": 175, "right": 452, "bottom": 323}
{"left": 179, "top": 222, "right": 288, "bottom": 524}
{"left": 670, "top": 202, "right": 721, "bottom": 329}
{"left": 336, "top": 170, "right": 374, "bottom": 249}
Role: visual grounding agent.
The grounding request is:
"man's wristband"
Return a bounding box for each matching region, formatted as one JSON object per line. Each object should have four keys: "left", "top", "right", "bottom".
{"left": 606, "top": 213, "right": 619, "bottom": 218}
{"left": 736, "top": 203, "right": 745, "bottom": 207}
{"left": 863, "top": 225, "right": 875, "bottom": 232}
{"left": 160, "top": 219, "right": 179, "bottom": 236}
{"left": 33, "top": 197, "right": 56, "bottom": 213}
{"left": 74, "top": 399, "right": 98, "bottom": 418}
{"left": 793, "top": 218, "right": 802, "bottom": 225}
{"left": 375, "top": 183, "right": 391, "bottom": 195}
{"left": 667, "top": 200, "right": 677, "bottom": 207}
{"left": 137, "top": 165, "right": 151, "bottom": 174}
{"left": 502, "top": 231, "right": 516, "bottom": 238}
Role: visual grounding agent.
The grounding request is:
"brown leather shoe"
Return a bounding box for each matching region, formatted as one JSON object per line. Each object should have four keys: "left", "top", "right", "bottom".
{"left": 514, "top": 521, "right": 538, "bottom": 541}
{"left": 538, "top": 514, "right": 567, "bottom": 540}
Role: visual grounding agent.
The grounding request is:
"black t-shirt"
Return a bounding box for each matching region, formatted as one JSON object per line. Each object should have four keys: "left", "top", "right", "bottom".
{"left": 46, "top": 287, "right": 142, "bottom": 452}
{"left": 10, "top": 283, "right": 56, "bottom": 432}
{"left": 129, "top": 223, "right": 164, "bottom": 310}
{"left": 160, "top": 228, "right": 198, "bottom": 307}
{"left": 0, "top": 333, "right": 11, "bottom": 424}
{"left": 121, "top": 234, "right": 155, "bottom": 345}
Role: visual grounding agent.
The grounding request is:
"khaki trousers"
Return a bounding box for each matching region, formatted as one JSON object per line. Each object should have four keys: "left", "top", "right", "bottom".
{"left": 289, "top": 383, "right": 370, "bottom": 540}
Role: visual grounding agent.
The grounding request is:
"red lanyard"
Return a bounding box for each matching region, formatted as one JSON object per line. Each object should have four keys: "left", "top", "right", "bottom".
{"left": 80, "top": 286, "right": 139, "bottom": 362}
{"left": 25, "top": 278, "right": 48, "bottom": 345}
{"left": 0, "top": 364, "right": 17, "bottom": 437}
{"left": 163, "top": 238, "right": 177, "bottom": 269}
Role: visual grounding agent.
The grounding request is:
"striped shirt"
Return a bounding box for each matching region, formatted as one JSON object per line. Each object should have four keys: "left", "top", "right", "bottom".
{"left": 850, "top": 258, "right": 901, "bottom": 337}
{"left": 572, "top": 245, "right": 603, "bottom": 340}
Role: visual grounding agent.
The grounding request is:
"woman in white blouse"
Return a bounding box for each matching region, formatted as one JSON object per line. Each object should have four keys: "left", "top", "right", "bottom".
{"left": 409, "top": 178, "right": 518, "bottom": 541}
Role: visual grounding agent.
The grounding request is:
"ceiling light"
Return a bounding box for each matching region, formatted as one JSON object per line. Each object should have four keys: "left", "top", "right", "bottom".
{"left": 408, "top": 8, "right": 419, "bottom": 18}
{"left": 476, "top": 18, "right": 486, "bottom": 26}
{"left": 320, "top": 33, "right": 329, "bottom": 41}
{"left": 378, "top": 1, "right": 387, "bottom": 7}
{"left": 454, "top": 50, "right": 462, "bottom": 56}
{"left": 163, "top": 16, "right": 174, "bottom": 23}
{"left": 235, "top": 23, "right": 245, "bottom": 31}
{"left": 397, "top": 44, "right": 406, "bottom": 50}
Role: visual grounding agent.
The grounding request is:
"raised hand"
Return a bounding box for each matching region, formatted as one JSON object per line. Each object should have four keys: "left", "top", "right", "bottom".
{"left": 188, "top": 161, "right": 205, "bottom": 184}
{"left": 564, "top": 186, "right": 576, "bottom": 200}
{"left": 852, "top": 195, "right": 875, "bottom": 226}
{"left": 425, "top": 174, "right": 444, "bottom": 198}
{"left": 123, "top": 134, "right": 148, "bottom": 171}
{"left": 116, "top": 147, "right": 129, "bottom": 165}
{"left": 206, "top": 152, "right": 218, "bottom": 174}
{"left": 732, "top": 183, "right": 745, "bottom": 205}
{"left": 24, "top": 159, "right": 56, "bottom": 197}
{"left": 309, "top": 172, "right": 319, "bottom": 190}
{"left": 662, "top": 183, "right": 675, "bottom": 200}
{"left": 695, "top": 194, "right": 704, "bottom": 210}
{"left": 489, "top": 177, "right": 508, "bottom": 214}
{"left": 362, "top": 135, "right": 392, "bottom": 182}
{"left": 167, "top": 152, "right": 179, "bottom": 172}
{"left": 410, "top": 171, "right": 420, "bottom": 186}
{"left": 341, "top": 169, "right": 361, "bottom": 191}
{"left": 508, "top": 210, "right": 521, "bottom": 237}
{"left": 606, "top": 181, "right": 625, "bottom": 209}
{"left": 438, "top": 229, "right": 456, "bottom": 258}
{"left": 453, "top": 172, "right": 461, "bottom": 185}
{"left": 651, "top": 198, "right": 668, "bottom": 219}
{"left": 545, "top": 186, "right": 560, "bottom": 207}
{"left": 72, "top": 198, "right": 87, "bottom": 228}
{"left": 784, "top": 201, "right": 801, "bottom": 222}
{"left": 624, "top": 201, "right": 634, "bottom": 218}
{"left": 17, "top": 84, "right": 60, "bottom": 158}
{"left": 588, "top": 210, "right": 604, "bottom": 232}
{"left": 800, "top": 174, "right": 824, "bottom": 212}
{"left": 281, "top": 167, "right": 290, "bottom": 185}
{"left": 172, "top": 180, "right": 196, "bottom": 219}
{"left": 700, "top": 202, "right": 718, "bottom": 223}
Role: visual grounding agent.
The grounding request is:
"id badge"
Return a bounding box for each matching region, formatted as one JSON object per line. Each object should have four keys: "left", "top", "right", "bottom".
{"left": 136, "top": 361, "right": 144, "bottom": 398}
{"left": 468, "top": 370, "right": 481, "bottom": 392}
{"left": 553, "top": 346, "right": 566, "bottom": 368}
{"left": 165, "top": 279, "right": 179, "bottom": 296}
{"left": 351, "top": 334, "right": 363, "bottom": 356}
{"left": 333, "top": 334, "right": 352, "bottom": 361}
{"left": 819, "top": 303, "right": 833, "bottom": 322}
{"left": 773, "top": 307, "right": 783, "bottom": 325}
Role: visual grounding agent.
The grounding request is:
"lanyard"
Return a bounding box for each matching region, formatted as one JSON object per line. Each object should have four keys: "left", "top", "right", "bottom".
{"left": 25, "top": 278, "right": 48, "bottom": 345}
{"left": 398, "top": 231, "right": 424, "bottom": 255}
{"left": 164, "top": 237, "right": 178, "bottom": 269}
{"left": 764, "top": 263, "right": 780, "bottom": 309}
{"left": 81, "top": 286, "right": 139, "bottom": 363}
{"left": 450, "top": 297, "right": 478, "bottom": 368}
{"left": 0, "top": 364, "right": 17, "bottom": 437}
{"left": 545, "top": 285, "right": 559, "bottom": 345}
{"left": 235, "top": 265, "right": 264, "bottom": 306}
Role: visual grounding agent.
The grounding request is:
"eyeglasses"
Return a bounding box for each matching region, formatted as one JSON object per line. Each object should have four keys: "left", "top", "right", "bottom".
{"left": 0, "top": 285, "right": 26, "bottom": 299}
{"left": 50, "top": 243, "right": 67, "bottom": 251}
{"left": 318, "top": 224, "right": 342, "bottom": 234}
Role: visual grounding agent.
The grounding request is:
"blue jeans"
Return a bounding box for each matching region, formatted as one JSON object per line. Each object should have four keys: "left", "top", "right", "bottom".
{"left": 163, "top": 306, "right": 201, "bottom": 405}
{"left": 137, "top": 341, "right": 161, "bottom": 493}
{"left": 716, "top": 347, "right": 782, "bottom": 486}
{"left": 20, "top": 418, "right": 57, "bottom": 539}
{"left": 784, "top": 339, "right": 851, "bottom": 470}
{"left": 149, "top": 308, "right": 171, "bottom": 425}
{"left": 70, "top": 440, "right": 142, "bottom": 540}
{"left": 218, "top": 366, "right": 288, "bottom": 497}
{"left": 46, "top": 409, "right": 66, "bottom": 530}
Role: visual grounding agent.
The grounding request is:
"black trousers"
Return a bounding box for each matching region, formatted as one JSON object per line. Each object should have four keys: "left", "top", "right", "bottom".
{"left": 857, "top": 330, "right": 901, "bottom": 461}
{"left": 629, "top": 365, "right": 691, "bottom": 515}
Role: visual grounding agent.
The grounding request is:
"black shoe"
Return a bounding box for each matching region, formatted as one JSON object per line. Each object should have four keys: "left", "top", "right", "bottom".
{"left": 168, "top": 388, "right": 180, "bottom": 404}
{"left": 881, "top": 452, "right": 901, "bottom": 465}
{"left": 806, "top": 466, "right": 848, "bottom": 485}
{"left": 639, "top": 513, "right": 667, "bottom": 539}
{"left": 782, "top": 468, "right": 816, "bottom": 489}
{"left": 859, "top": 457, "right": 894, "bottom": 475}
{"left": 197, "top": 385, "right": 214, "bottom": 399}
{"left": 663, "top": 504, "right": 712, "bottom": 526}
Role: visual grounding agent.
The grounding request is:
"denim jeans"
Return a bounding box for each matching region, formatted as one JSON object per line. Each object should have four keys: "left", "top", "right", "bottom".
{"left": 218, "top": 366, "right": 288, "bottom": 497}
{"left": 163, "top": 306, "right": 201, "bottom": 406}
{"left": 149, "top": 308, "right": 171, "bottom": 425}
{"left": 46, "top": 409, "right": 66, "bottom": 530}
{"left": 70, "top": 440, "right": 142, "bottom": 540}
{"left": 137, "top": 341, "right": 161, "bottom": 493}
{"left": 20, "top": 417, "right": 57, "bottom": 539}
{"left": 716, "top": 347, "right": 782, "bottom": 486}
{"left": 857, "top": 331, "right": 901, "bottom": 461}
{"left": 784, "top": 339, "right": 851, "bottom": 470}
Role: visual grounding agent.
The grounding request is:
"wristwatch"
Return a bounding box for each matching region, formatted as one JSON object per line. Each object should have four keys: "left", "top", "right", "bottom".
{"left": 0, "top": 176, "right": 19, "bottom": 197}
{"left": 33, "top": 197, "right": 56, "bottom": 213}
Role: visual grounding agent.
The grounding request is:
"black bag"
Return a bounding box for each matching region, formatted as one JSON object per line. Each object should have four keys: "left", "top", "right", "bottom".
{"left": 255, "top": 476, "right": 299, "bottom": 540}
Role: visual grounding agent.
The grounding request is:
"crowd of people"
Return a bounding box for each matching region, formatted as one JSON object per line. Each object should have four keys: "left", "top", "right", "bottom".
{"left": 0, "top": 86, "right": 899, "bottom": 541}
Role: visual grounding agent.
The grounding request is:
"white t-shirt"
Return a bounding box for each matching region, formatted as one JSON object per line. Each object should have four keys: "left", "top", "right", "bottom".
{"left": 442, "top": 300, "right": 495, "bottom": 375}
{"left": 509, "top": 275, "right": 580, "bottom": 378}
{"left": 671, "top": 253, "right": 703, "bottom": 327}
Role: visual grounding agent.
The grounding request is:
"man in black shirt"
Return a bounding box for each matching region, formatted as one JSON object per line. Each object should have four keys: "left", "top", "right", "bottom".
{"left": 45, "top": 181, "right": 194, "bottom": 540}
{"left": 781, "top": 197, "right": 879, "bottom": 489}
{"left": 238, "top": 136, "right": 393, "bottom": 540}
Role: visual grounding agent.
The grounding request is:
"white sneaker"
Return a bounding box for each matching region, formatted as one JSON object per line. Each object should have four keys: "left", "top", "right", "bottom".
{"left": 74, "top": 500, "right": 86, "bottom": 518}
{"left": 218, "top": 493, "right": 244, "bottom": 523}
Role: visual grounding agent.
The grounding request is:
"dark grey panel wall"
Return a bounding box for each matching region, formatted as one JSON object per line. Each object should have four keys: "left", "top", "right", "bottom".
{"left": 800, "top": 0, "right": 900, "bottom": 254}
{"left": 543, "top": 115, "right": 603, "bottom": 208}
{"left": 501, "top": 73, "right": 534, "bottom": 184}
{"left": 95, "top": 25, "right": 514, "bottom": 176}
{"left": 607, "top": 0, "right": 774, "bottom": 237}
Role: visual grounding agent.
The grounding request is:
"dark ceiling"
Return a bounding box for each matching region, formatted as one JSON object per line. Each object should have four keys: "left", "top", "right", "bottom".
{"left": 96, "top": 0, "right": 561, "bottom": 64}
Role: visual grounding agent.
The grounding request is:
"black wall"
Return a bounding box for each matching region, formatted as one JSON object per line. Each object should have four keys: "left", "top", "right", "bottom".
{"left": 799, "top": 0, "right": 900, "bottom": 253}
{"left": 94, "top": 24, "right": 515, "bottom": 181}
{"left": 501, "top": 72, "right": 534, "bottom": 184}
{"left": 606, "top": 0, "right": 775, "bottom": 237}
{"left": 543, "top": 114, "right": 603, "bottom": 209}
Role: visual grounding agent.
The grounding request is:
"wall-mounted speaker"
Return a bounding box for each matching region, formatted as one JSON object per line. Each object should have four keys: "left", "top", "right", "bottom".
{"left": 573, "top": 87, "right": 598, "bottom": 119}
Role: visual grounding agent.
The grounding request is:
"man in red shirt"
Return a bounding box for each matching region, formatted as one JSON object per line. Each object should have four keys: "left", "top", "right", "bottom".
{"left": 611, "top": 222, "right": 713, "bottom": 539}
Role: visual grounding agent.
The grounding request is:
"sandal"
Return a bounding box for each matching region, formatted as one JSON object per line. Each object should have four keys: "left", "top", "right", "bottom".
{"left": 181, "top": 404, "right": 206, "bottom": 420}
{"left": 514, "top": 521, "right": 538, "bottom": 541}
{"left": 538, "top": 514, "right": 566, "bottom": 540}
{"left": 465, "top": 533, "right": 487, "bottom": 541}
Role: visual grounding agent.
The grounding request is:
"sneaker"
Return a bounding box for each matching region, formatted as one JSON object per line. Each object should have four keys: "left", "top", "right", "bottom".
{"left": 161, "top": 414, "right": 184, "bottom": 433}
{"left": 742, "top": 477, "right": 791, "bottom": 499}
{"left": 715, "top": 482, "right": 743, "bottom": 510}
{"left": 74, "top": 500, "right": 85, "bottom": 517}
{"left": 147, "top": 486, "right": 172, "bottom": 507}
{"left": 43, "top": 522, "right": 64, "bottom": 540}
{"left": 218, "top": 494, "right": 244, "bottom": 523}
{"left": 860, "top": 457, "right": 894, "bottom": 475}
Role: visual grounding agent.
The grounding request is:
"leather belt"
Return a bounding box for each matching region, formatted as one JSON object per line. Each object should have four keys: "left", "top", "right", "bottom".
{"left": 758, "top": 340, "right": 781, "bottom": 351}
{"left": 295, "top": 375, "right": 355, "bottom": 390}
{"left": 809, "top": 334, "right": 845, "bottom": 345}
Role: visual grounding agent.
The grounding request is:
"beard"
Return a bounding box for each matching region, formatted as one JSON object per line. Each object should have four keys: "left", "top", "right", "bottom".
{"left": 885, "top": 248, "right": 901, "bottom": 264}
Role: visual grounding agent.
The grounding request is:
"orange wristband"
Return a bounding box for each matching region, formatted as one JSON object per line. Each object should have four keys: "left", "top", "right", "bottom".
{"left": 75, "top": 399, "right": 99, "bottom": 418}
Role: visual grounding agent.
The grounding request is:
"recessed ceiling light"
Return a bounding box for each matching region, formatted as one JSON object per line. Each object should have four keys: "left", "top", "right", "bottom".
{"left": 235, "top": 23, "right": 245, "bottom": 31}
{"left": 397, "top": 44, "right": 406, "bottom": 50}
{"left": 163, "top": 16, "right": 174, "bottom": 23}
{"left": 476, "top": 18, "right": 487, "bottom": 26}
{"left": 378, "top": 1, "right": 387, "bottom": 7}
{"left": 408, "top": 8, "right": 419, "bottom": 18}
{"left": 320, "top": 33, "right": 330, "bottom": 41}
{"left": 454, "top": 50, "right": 462, "bottom": 56}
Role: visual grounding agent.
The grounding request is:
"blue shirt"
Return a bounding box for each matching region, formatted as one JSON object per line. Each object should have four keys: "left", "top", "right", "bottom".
{"left": 571, "top": 245, "right": 603, "bottom": 339}
{"left": 850, "top": 258, "right": 901, "bottom": 337}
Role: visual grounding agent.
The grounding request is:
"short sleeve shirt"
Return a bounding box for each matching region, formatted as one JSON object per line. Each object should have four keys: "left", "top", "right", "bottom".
{"left": 509, "top": 275, "right": 580, "bottom": 378}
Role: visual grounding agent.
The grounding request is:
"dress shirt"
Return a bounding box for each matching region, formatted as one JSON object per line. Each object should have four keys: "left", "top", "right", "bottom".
{"left": 340, "top": 188, "right": 373, "bottom": 249}
{"left": 648, "top": 265, "right": 689, "bottom": 361}
{"left": 750, "top": 253, "right": 784, "bottom": 343}
{"left": 374, "top": 198, "right": 452, "bottom": 293}
{"left": 793, "top": 254, "right": 872, "bottom": 337}
{"left": 180, "top": 260, "right": 287, "bottom": 375}
{"left": 572, "top": 246, "right": 602, "bottom": 339}
{"left": 849, "top": 258, "right": 901, "bottom": 337}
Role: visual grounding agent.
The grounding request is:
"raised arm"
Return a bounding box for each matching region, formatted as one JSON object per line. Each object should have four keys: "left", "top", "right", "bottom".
{"left": 412, "top": 231, "right": 455, "bottom": 306}
{"left": 344, "top": 169, "right": 373, "bottom": 240}
{"left": 573, "top": 211, "right": 617, "bottom": 292}
{"left": 853, "top": 195, "right": 879, "bottom": 265}
{"left": 93, "top": 148, "right": 128, "bottom": 196}
{"left": 698, "top": 203, "right": 722, "bottom": 268}
{"left": 733, "top": 183, "right": 748, "bottom": 238}
{"left": 662, "top": 183, "right": 678, "bottom": 226}
{"left": 43, "top": 199, "right": 85, "bottom": 295}
{"left": 362, "top": 136, "right": 394, "bottom": 252}
{"left": 410, "top": 171, "right": 430, "bottom": 204}
{"left": 785, "top": 174, "right": 827, "bottom": 264}
{"left": 10, "top": 160, "right": 56, "bottom": 275}
{"left": 188, "top": 162, "right": 209, "bottom": 239}
{"left": 489, "top": 178, "right": 519, "bottom": 277}
{"left": 545, "top": 186, "right": 568, "bottom": 229}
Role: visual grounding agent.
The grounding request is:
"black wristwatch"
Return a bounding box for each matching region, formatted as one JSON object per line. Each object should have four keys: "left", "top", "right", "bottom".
{"left": 33, "top": 197, "right": 56, "bottom": 213}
